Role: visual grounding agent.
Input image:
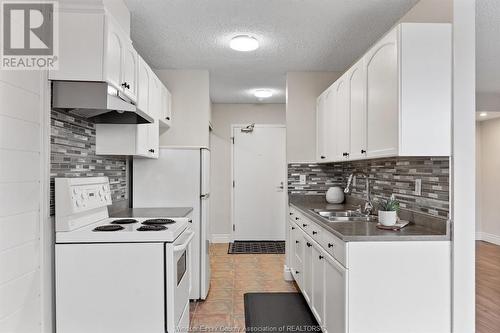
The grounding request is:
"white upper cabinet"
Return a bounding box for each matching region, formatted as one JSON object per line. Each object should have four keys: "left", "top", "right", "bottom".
{"left": 335, "top": 73, "right": 350, "bottom": 161}
{"left": 316, "top": 23, "right": 451, "bottom": 163}
{"left": 121, "top": 43, "right": 138, "bottom": 101}
{"left": 159, "top": 86, "right": 173, "bottom": 128}
{"left": 348, "top": 59, "right": 367, "bottom": 160}
{"left": 365, "top": 27, "right": 399, "bottom": 158}
{"left": 316, "top": 92, "right": 328, "bottom": 161}
{"left": 104, "top": 21, "right": 123, "bottom": 90}
{"left": 137, "top": 55, "right": 150, "bottom": 115}
{"left": 324, "top": 88, "right": 337, "bottom": 162}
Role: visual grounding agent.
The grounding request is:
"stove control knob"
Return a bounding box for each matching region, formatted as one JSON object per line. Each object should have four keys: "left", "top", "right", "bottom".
{"left": 75, "top": 199, "right": 83, "bottom": 208}
{"left": 98, "top": 189, "right": 104, "bottom": 197}
{"left": 105, "top": 194, "right": 111, "bottom": 202}
{"left": 73, "top": 188, "right": 78, "bottom": 195}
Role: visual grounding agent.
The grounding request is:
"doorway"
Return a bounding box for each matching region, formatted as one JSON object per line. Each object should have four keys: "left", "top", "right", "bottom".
{"left": 231, "top": 124, "right": 286, "bottom": 241}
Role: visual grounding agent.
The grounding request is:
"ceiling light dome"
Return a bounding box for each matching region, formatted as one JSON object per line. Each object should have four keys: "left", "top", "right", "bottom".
{"left": 254, "top": 89, "right": 273, "bottom": 99}
{"left": 230, "top": 35, "right": 259, "bottom": 52}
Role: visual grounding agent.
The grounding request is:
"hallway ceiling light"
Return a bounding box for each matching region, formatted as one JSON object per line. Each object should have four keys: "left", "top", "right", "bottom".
{"left": 479, "top": 112, "right": 488, "bottom": 117}
{"left": 254, "top": 89, "right": 273, "bottom": 99}
{"left": 230, "top": 35, "right": 259, "bottom": 52}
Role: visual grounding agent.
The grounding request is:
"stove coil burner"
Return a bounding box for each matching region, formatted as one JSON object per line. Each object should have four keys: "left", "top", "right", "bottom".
{"left": 93, "top": 225, "right": 124, "bottom": 232}
{"left": 142, "top": 218, "right": 176, "bottom": 225}
{"left": 137, "top": 225, "right": 167, "bottom": 231}
{"left": 111, "top": 219, "right": 138, "bottom": 224}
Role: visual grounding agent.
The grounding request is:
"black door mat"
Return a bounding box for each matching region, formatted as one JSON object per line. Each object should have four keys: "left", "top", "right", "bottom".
{"left": 244, "top": 292, "right": 321, "bottom": 332}
{"left": 228, "top": 241, "right": 285, "bottom": 254}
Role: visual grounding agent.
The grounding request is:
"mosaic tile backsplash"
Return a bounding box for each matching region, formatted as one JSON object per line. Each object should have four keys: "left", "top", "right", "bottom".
{"left": 288, "top": 157, "right": 450, "bottom": 218}
{"left": 50, "top": 109, "right": 128, "bottom": 215}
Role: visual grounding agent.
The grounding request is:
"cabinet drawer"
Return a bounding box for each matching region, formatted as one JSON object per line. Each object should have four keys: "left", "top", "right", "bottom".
{"left": 321, "top": 231, "right": 346, "bottom": 266}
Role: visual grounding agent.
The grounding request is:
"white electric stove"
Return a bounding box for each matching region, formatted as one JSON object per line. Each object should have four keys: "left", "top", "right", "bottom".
{"left": 55, "top": 177, "right": 193, "bottom": 333}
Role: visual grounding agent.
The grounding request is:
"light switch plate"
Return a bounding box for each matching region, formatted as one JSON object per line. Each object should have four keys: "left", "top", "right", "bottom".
{"left": 415, "top": 179, "right": 422, "bottom": 196}
{"left": 299, "top": 174, "right": 306, "bottom": 185}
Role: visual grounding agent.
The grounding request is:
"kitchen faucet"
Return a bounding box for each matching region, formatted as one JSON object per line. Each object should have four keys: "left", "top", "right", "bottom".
{"left": 344, "top": 172, "right": 373, "bottom": 215}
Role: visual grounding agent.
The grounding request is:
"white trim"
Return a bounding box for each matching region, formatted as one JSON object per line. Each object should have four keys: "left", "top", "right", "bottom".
{"left": 230, "top": 124, "right": 288, "bottom": 242}
{"left": 283, "top": 265, "right": 294, "bottom": 281}
{"left": 211, "top": 234, "right": 231, "bottom": 244}
{"left": 40, "top": 72, "right": 53, "bottom": 333}
{"left": 452, "top": 1, "right": 476, "bottom": 332}
{"left": 476, "top": 232, "right": 500, "bottom": 246}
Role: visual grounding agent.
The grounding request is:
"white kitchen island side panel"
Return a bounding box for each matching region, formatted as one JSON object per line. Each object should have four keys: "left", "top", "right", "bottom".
{"left": 347, "top": 241, "right": 451, "bottom": 333}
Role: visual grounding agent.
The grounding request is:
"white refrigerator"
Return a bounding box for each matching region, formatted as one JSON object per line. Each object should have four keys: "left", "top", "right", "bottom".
{"left": 133, "top": 147, "right": 211, "bottom": 300}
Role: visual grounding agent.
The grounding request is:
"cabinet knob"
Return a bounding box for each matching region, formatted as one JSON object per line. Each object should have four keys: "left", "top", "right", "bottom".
{"left": 289, "top": 212, "right": 293, "bottom": 216}
{"left": 328, "top": 243, "right": 334, "bottom": 248}
{"left": 291, "top": 227, "right": 295, "bottom": 230}
{"left": 166, "top": 117, "right": 170, "bottom": 120}
{"left": 343, "top": 152, "right": 349, "bottom": 157}
{"left": 306, "top": 242, "right": 312, "bottom": 247}
{"left": 295, "top": 240, "right": 299, "bottom": 244}
{"left": 319, "top": 255, "right": 324, "bottom": 260}
{"left": 295, "top": 217, "right": 299, "bottom": 220}
{"left": 361, "top": 149, "right": 366, "bottom": 154}
{"left": 148, "top": 149, "right": 155, "bottom": 153}
{"left": 320, "top": 156, "right": 326, "bottom": 159}
{"left": 295, "top": 270, "right": 300, "bottom": 274}
{"left": 302, "top": 223, "right": 308, "bottom": 227}
{"left": 312, "top": 231, "right": 318, "bottom": 235}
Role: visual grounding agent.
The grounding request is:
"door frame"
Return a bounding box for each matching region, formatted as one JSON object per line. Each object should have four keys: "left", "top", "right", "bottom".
{"left": 230, "top": 124, "right": 287, "bottom": 242}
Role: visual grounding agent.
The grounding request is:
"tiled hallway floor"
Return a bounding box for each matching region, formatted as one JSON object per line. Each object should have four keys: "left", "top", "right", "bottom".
{"left": 190, "top": 243, "right": 298, "bottom": 332}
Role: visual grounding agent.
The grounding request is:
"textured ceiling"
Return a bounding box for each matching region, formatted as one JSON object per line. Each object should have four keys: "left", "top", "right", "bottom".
{"left": 477, "top": 0, "right": 500, "bottom": 96}
{"left": 124, "top": 0, "right": 419, "bottom": 103}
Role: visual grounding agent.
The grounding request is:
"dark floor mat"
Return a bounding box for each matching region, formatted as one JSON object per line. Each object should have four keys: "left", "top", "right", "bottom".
{"left": 228, "top": 241, "right": 285, "bottom": 254}
{"left": 244, "top": 292, "right": 321, "bottom": 332}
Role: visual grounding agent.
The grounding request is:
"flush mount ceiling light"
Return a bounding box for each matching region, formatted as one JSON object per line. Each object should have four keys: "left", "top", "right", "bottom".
{"left": 254, "top": 89, "right": 273, "bottom": 99}
{"left": 479, "top": 112, "right": 488, "bottom": 117}
{"left": 230, "top": 35, "right": 259, "bottom": 52}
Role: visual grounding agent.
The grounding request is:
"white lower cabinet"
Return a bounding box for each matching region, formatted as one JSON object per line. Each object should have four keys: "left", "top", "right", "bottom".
{"left": 287, "top": 206, "right": 451, "bottom": 333}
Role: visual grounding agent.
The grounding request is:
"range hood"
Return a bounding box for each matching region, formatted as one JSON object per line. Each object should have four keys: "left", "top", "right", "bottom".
{"left": 52, "top": 81, "right": 153, "bottom": 124}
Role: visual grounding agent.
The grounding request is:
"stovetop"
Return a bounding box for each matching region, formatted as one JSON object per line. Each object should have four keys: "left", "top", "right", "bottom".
{"left": 56, "top": 217, "right": 189, "bottom": 244}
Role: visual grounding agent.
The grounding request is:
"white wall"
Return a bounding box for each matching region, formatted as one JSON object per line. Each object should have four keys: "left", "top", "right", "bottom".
{"left": 209, "top": 103, "right": 286, "bottom": 241}
{"left": 285, "top": 72, "right": 341, "bottom": 163}
{"left": 0, "top": 71, "right": 50, "bottom": 332}
{"left": 476, "top": 119, "right": 500, "bottom": 244}
{"left": 155, "top": 70, "right": 211, "bottom": 148}
{"left": 397, "top": 0, "right": 453, "bottom": 24}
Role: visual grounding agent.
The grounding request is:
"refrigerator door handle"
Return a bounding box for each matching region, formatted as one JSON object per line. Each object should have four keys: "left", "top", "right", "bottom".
{"left": 200, "top": 193, "right": 210, "bottom": 199}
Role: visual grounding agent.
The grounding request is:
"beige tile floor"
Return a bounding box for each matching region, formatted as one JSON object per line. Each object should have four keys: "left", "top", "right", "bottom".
{"left": 189, "top": 243, "right": 298, "bottom": 332}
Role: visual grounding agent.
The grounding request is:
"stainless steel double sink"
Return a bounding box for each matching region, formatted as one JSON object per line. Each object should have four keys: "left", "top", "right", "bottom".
{"left": 309, "top": 208, "right": 378, "bottom": 223}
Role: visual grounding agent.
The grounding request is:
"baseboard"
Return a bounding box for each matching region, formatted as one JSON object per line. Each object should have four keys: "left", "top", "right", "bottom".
{"left": 283, "top": 265, "right": 294, "bottom": 281}
{"left": 211, "top": 234, "right": 231, "bottom": 243}
{"left": 476, "top": 231, "right": 500, "bottom": 246}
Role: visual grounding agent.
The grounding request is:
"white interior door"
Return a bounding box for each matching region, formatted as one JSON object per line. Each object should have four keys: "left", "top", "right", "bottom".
{"left": 232, "top": 125, "right": 286, "bottom": 241}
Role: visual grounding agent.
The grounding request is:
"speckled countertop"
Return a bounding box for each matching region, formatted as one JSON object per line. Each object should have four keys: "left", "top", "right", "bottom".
{"left": 289, "top": 195, "right": 450, "bottom": 242}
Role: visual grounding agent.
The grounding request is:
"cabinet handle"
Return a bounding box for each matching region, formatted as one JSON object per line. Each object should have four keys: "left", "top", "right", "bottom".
{"left": 121, "top": 82, "right": 130, "bottom": 89}
{"left": 328, "top": 243, "right": 334, "bottom": 248}
{"left": 343, "top": 152, "right": 349, "bottom": 157}
{"left": 295, "top": 270, "right": 300, "bottom": 274}
{"left": 148, "top": 149, "right": 155, "bottom": 153}
{"left": 291, "top": 227, "right": 295, "bottom": 230}
{"left": 312, "top": 231, "right": 318, "bottom": 235}
{"left": 361, "top": 149, "right": 366, "bottom": 154}
{"left": 320, "top": 156, "right": 326, "bottom": 159}
{"left": 302, "top": 223, "right": 308, "bottom": 227}
{"left": 166, "top": 117, "right": 170, "bottom": 120}
{"left": 188, "top": 219, "right": 192, "bottom": 223}
{"left": 306, "top": 242, "right": 312, "bottom": 247}
{"left": 289, "top": 212, "right": 293, "bottom": 216}
{"left": 295, "top": 217, "right": 299, "bottom": 220}
{"left": 295, "top": 240, "right": 299, "bottom": 244}
{"left": 319, "top": 255, "right": 324, "bottom": 260}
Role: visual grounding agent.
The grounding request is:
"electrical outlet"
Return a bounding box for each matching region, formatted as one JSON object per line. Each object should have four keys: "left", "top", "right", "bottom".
{"left": 415, "top": 179, "right": 422, "bottom": 196}
{"left": 299, "top": 174, "right": 306, "bottom": 185}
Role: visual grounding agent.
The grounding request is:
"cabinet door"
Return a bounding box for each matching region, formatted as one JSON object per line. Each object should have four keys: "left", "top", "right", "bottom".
{"left": 159, "top": 86, "right": 172, "bottom": 127}
{"left": 292, "top": 228, "right": 304, "bottom": 288}
{"left": 121, "top": 43, "right": 137, "bottom": 102}
{"left": 104, "top": 19, "right": 123, "bottom": 91}
{"left": 365, "top": 27, "right": 399, "bottom": 158}
{"left": 303, "top": 236, "right": 313, "bottom": 304}
{"left": 323, "top": 254, "right": 347, "bottom": 333}
{"left": 324, "top": 88, "right": 336, "bottom": 162}
{"left": 137, "top": 56, "right": 150, "bottom": 115}
{"left": 287, "top": 221, "right": 297, "bottom": 273}
{"left": 335, "top": 74, "right": 350, "bottom": 161}
{"left": 349, "top": 59, "right": 367, "bottom": 160}
{"left": 148, "top": 120, "right": 159, "bottom": 159}
{"left": 311, "top": 245, "right": 325, "bottom": 324}
{"left": 316, "top": 94, "right": 327, "bottom": 162}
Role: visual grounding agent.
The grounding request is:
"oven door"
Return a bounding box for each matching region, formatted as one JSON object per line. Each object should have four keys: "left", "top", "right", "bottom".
{"left": 172, "top": 229, "right": 194, "bottom": 327}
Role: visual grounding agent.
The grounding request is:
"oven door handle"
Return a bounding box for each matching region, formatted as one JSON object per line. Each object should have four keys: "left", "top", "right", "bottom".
{"left": 173, "top": 230, "right": 195, "bottom": 252}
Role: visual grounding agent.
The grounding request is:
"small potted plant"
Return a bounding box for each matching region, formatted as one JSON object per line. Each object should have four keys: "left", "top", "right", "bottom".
{"left": 378, "top": 195, "right": 400, "bottom": 226}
